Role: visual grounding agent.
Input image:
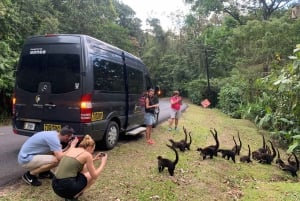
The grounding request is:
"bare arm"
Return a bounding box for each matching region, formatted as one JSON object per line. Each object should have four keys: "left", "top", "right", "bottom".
{"left": 53, "top": 150, "right": 64, "bottom": 161}
{"left": 145, "top": 97, "right": 158, "bottom": 109}
{"left": 170, "top": 97, "right": 176, "bottom": 105}
{"left": 54, "top": 138, "right": 79, "bottom": 161}
{"left": 170, "top": 96, "right": 181, "bottom": 105}
{"left": 86, "top": 153, "right": 108, "bottom": 179}
{"left": 62, "top": 137, "right": 79, "bottom": 152}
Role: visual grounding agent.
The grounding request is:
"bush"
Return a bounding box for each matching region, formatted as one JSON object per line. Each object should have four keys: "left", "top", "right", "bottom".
{"left": 184, "top": 78, "right": 219, "bottom": 107}
{"left": 218, "top": 85, "right": 243, "bottom": 118}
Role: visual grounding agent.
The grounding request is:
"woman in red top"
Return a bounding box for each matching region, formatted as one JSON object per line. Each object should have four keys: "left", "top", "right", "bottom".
{"left": 168, "top": 90, "right": 182, "bottom": 131}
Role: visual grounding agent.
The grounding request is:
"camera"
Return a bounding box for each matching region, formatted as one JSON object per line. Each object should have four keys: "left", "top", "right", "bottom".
{"left": 69, "top": 136, "right": 75, "bottom": 142}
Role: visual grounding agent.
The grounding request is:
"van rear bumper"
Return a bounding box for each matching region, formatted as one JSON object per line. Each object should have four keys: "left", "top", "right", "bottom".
{"left": 12, "top": 118, "right": 108, "bottom": 142}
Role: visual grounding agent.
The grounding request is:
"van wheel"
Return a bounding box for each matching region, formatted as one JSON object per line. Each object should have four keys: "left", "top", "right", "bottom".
{"left": 102, "top": 121, "right": 119, "bottom": 150}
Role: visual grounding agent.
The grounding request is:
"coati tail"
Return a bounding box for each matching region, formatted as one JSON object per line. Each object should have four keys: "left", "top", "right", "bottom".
{"left": 166, "top": 144, "right": 179, "bottom": 165}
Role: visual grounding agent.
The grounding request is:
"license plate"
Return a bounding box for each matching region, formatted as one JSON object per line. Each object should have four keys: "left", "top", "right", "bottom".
{"left": 44, "top": 124, "right": 61, "bottom": 131}
{"left": 24, "top": 122, "right": 36, "bottom": 130}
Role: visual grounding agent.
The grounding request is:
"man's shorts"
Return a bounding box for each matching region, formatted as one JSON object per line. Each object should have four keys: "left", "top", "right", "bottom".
{"left": 21, "top": 155, "right": 56, "bottom": 171}
{"left": 170, "top": 108, "right": 181, "bottom": 119}
{"left": 144, "top": 112, "right": 155, "bottom": 126}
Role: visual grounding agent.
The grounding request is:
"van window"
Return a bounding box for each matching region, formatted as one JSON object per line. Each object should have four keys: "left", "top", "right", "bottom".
{"left": 17, "top": 53, "right": 80, "bottom": 93}
{"left": 93, "top": 58, "right": 124, "bottom": 92}
{"left": 145, "top": 76, "right": 153, "bottom": 90}
{"left": 128, "top": 67, "right": 143, "bottom": 94}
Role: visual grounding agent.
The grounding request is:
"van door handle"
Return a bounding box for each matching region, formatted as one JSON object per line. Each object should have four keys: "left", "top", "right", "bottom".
{"left": 44, "top": 103, "right": 56, "bottom": 108}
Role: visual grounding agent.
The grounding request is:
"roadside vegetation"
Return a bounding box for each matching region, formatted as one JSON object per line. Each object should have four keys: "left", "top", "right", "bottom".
{"left": 1, "top": 2, "right": 299, "bottom": 199}
{"left": 0, "top": 102, "right": 299, "bottom": 201}
{"left": 1, "top": 0, "right": 300, "bottom": 152}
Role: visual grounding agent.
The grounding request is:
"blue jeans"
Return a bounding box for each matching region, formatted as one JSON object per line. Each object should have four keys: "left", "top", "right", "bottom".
{"left": 144, "top": 112, "right": 155, "bottom": 126}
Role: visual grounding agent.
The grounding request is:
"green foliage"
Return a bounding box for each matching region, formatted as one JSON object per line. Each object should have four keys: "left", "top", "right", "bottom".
{"left": 282, "top": 45, "right": 300, "bottom": 151}
{"left": 218, "top": 85, "right": 243, "bottom": 118}
{"left": 201, "top": 25, "right": 235, "bottom": 77}
{"left": 0, "top": 0, "right": 19, "bottom": 114}
{"left": 239, "top": 102, "right": 264, "bottom": 121}
{"left": 1, "top": 0, "right": 300, "bottom": 152}
{"left": 228, "top": 18, "right": 296, "bottom": 67}
{"left": 249, "top": 45, "right": 300, "bottom": 150}
{"left": 0, "top": 0, "right": 143, "bottom": 117}
{"left": 184, "top": 79, "right": 207, "bottom": 104}
{"left": 217, "top": 69, "right": 250, "bottom": 118}
{"left": 0, "top": 41, "right": 16, "bottom": 114}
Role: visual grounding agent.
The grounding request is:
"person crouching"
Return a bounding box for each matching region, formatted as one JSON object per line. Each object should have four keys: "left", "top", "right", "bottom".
{"left": 52, "top": 135, "right": 107, "bottom": 200}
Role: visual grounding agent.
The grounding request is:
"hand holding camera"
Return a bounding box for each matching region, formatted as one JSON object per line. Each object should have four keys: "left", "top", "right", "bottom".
{"left": 69, "top": 136, "right": 79, "bottom": 147}
{"left": 178, "top": 96, "right": 182, "bottom": 105}
{"left": 99, "top": 152, "right": 106, "bottom": 157}
{"left": 94, "top": 152, "right": 107, "bottom": 161}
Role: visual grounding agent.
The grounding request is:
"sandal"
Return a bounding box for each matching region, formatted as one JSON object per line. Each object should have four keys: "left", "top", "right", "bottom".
{"left": 147, "top": 139, "right": 154, "bottom": 144}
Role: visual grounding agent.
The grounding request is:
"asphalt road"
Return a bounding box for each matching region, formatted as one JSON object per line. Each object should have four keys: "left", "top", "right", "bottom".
{"left": 0, "top": 126, "right": 28, "bottom": 187}
{"left": 0, "top": 99, "right": 187, "bottom": 187}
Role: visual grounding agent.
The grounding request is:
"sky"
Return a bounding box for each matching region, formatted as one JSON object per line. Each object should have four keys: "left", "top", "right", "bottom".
{"left": 121, "top": 0, "right": 190, "bottom": 30}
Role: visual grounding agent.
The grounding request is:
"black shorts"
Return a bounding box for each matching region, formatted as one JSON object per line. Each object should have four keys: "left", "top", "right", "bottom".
{"left": 52, "top": 173, "right": 87, "bottom": 199}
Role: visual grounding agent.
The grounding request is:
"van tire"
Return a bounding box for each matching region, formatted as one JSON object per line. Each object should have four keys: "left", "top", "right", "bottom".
{"left": 101, "top": 121, "right": 119, "bottom": 150}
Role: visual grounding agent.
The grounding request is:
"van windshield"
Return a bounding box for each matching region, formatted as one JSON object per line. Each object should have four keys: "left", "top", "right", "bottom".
{"left": 17, "top": 50, "right": 80, "bottom": 94}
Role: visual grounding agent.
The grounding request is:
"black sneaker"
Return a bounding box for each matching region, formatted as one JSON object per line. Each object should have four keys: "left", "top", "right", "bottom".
{"left": 38, "top": 170, "right": 54, "bottom": 179}
{"left": 22, "top": 171, "right": 42, "bottom": 186}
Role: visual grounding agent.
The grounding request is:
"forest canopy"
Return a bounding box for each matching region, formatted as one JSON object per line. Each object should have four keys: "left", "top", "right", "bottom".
{"left": 0, "top": 0, "right": 300, "bottom": 151}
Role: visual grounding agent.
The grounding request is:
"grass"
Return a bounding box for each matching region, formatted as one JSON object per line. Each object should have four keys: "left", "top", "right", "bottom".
{"left": 0, "top": 101, "right": 299, "bottom": 201}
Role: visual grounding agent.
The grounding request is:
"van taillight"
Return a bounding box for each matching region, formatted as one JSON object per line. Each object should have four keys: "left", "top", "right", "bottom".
{"left": 12, "top": 94, "right": 16, "bottom": 116}
{"left": 45, "top": 34, "right": 57, "bottom": 37}
{"left": 80, "top": 94, "right": 92, "bottom": 123}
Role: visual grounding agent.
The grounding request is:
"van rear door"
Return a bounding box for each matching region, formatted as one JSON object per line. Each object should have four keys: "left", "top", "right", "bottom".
{"left": 13, "top": 36, "right": 82, "bottom": 135}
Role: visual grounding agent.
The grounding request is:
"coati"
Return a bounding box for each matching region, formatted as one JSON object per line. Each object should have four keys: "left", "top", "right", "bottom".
{"left": 258, "top": 140, "right": 276, "bottom": 164}
{"left": 183, "top": 131, "right": 192, "bottom": 151}
{"left": 218, "top": 149, "right": 236, "bottom": 163}
{"left": 157, "top": 144, "right": 179, "bottom": 176}
{"left": 183, "top": 127, "right": 192, "bottom": 150}
{"left": 288, "top": 153, "right": 299, "bottom": 170}
{"left": 197, "top": 128, "right": 219, "bottom": 160}
{"left": 207, "top": 128, "right": 219, "bottom": 156}
{"left": 277, "top": 152, "right": 299, "bottom": 177}
{"left": 232, "top": 131, "right": 242, "bottom": 155}
{"left": 258, "top": 135, "right": 268, "bottom": 153}
{"left": 252, "top": 135, "right": 268, "bottom": 160}
{"left": 197, "top": 146, "right": 215, "bottom": 160}
{"left": 288, "top": 153, "right": 298, "bottom": 168}
{"left": 265, "top": 144, "right": 271, "bottom": 154}
{"left": 292, "top": 153, "right": 299, "bottom": 169}
{"left": 169, "top": 127, "right": 189, "bottom": 152}
{"left": 251, "top": 150, "right": 261, "bottom": 161}
{"left": 275, "top": 148, "right": 285, "bottom": 165}
{"left": 169, "top": 139, "right": 185, "bottom": 152}
{"left": 216, "top": 135, "right": 237, "bottom": 163}
{"left": 240, "top": 144, "right": 252, "bottom": 163}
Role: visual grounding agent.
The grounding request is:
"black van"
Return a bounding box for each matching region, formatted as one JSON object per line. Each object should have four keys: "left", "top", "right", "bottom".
{"left": 12, "top": 34, "right": 156, "bottom": 149}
